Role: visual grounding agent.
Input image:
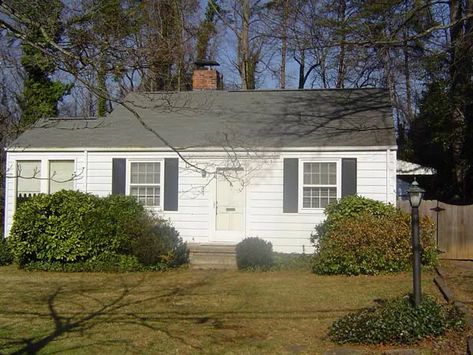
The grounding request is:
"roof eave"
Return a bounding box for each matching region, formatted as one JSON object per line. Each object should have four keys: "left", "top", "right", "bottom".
{"left": 6, "top": 145, "right": 398, "bottom": 153}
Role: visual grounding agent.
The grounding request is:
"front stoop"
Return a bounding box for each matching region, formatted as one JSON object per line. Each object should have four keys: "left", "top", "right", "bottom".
{"left": 188, "top": 243, "right": 237, "bottom": 270}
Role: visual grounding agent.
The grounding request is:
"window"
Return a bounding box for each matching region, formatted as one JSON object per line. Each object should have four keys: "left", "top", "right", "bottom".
{"left": 17, "top": 161, "right": 41, "bottom": 202}
{"left": 49, "top": 160, "right": 75, "bottom": 193}
{"left": 302, "top": 162, "right": 337, "bottom": 209}
{"left": 129, "top": 162, "right": 161, "bottom": 206}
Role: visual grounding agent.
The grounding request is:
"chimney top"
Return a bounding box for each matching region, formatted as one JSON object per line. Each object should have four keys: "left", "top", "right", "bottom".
{"left": 192, "top": 61, "right": 223, "bottom": 90}
{"left": 194, "top": 60, "right": 220, "bottom": 68}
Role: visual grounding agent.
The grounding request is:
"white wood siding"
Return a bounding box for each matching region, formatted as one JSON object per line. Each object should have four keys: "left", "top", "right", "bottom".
{"left": 4, "top": 149, "right": 397, "bottom": 253}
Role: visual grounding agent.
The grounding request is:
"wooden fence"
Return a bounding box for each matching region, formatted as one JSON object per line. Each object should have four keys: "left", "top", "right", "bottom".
{"left": 398, "top": 200, "right": 473, "bottom": 260}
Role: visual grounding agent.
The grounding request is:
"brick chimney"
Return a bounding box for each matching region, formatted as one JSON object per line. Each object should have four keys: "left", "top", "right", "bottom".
{"left": 192, "top": 60, "right": 223, "bottom": 90}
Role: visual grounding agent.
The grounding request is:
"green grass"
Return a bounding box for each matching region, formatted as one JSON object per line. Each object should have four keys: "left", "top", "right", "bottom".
{"left": 0, "top": 265, "right": 445, "bottom": 354}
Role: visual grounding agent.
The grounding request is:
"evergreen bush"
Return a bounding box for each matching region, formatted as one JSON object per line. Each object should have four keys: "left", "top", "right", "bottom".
{"left": 131, "top": 215, "right": 189, "bottom": 268}
{"left": 0, "top": 238, "right": 13, "bottom": 266}
{"left": 9, "top": 190, "right": 188, "bottom": 270}
{"left": 236, "top": 237, "right": 273, "bottom": 270}
{"left": 312, "top": 196, "right": 437, "bottom": 275}
{"left": 329, "top": 294, "right": 464, "bottom": 344}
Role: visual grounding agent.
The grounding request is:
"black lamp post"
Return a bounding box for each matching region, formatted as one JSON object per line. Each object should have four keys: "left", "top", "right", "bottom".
{"left": 407, "top": 180, "right": 425, "bottom": 307}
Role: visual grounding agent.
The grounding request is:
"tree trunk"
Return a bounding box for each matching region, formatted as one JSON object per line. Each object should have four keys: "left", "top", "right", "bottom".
{"left": 297, "top": 48, "right": 305, "bottom": 89}
{"left": 240, "top": 0, "right": 251, "bottom": 89}
{"left": 335, "top": 0, "right": 346, "bottom": 88}
{"left": 279, "top": 0, "right": 289, "bottom": 89}
{"left": 403, "top": 29, "right": 413, "bottom": 124}
{"left": 448, "top": 0, "right": 471, "bottom": 198}
{"left": 97, "top": 51, "right": 107, "bottom": 117}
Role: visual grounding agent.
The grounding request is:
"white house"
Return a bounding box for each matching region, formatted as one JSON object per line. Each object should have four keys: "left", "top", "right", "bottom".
{"left": 3, "top": 68, "right": 397, "bottom": 253}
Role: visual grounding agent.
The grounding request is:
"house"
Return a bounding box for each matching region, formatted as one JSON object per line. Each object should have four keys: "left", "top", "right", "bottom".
{"left": 3, "top": 67, "right": 397, "bottom": 253}
{"left": 396, "top": 160, "right": 436, "bottom": 200}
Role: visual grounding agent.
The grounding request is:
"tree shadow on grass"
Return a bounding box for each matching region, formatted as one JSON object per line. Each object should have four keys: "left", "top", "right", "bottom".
{"left": 0, "top": 272, "right": 364, "bottom": 354}
{"left": 0, "top": 275, "right": 214, "bottom": 354}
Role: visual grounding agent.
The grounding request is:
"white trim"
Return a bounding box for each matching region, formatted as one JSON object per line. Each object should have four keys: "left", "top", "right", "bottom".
{"left": 6, "top": 145, "right": 399, "bottom": 153}
{"left": 386, "top": 149, "right": 390, "bottom": 203}
{"left": 125, "top": 159, "right": 164, "bottom": 209}
{"left": 298, "top": 158, "right": 341, "bottom": 213}
{"left": 40, "top": 160, "right": 48, "bottom": 193}
{"left": 84, "top": 150, "right": 88, "bottom": 193}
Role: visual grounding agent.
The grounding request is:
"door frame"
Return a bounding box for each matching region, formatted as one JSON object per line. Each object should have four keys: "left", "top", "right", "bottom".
{"left": 209, "top": 168, "right": 247, "bottom": 243}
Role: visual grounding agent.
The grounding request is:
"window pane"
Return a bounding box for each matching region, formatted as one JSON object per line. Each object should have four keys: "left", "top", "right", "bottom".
{"left": 328, "top": 163, "right": 336, "bottom": 184}
{"left": 320, "top": 163, "right": 328, "bottom": 175}
{"left": 17, "top": 161, "right": 41, "bottom": 197}
{"left": 130, "top": 185, "right": 160, "bottom": 207}
{"left": 302, "top": 186, "right": 338, "bottom": 208}
{"left": 49, "top": 161, "right": 74, "bottom": 194}
{"left": 131, "top": 172, "right": 138, "bottom": 184}
{"left": 304, "top": 162, "right": 336, "bottom": 186}
{"left": 131, "top": 162, "right": 160, "bottom": 185}
{"left": 303, "top": 172, "right": 311, "bottom": 185}
{"left": 320, "top": 171, "right": 328, "bottom": 185}
{"left": 303, "top": 163, "right": 309, "bottom": 184}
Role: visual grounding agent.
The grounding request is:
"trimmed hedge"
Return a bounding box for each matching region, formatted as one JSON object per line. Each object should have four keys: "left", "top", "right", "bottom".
{"left": 9, "top": 190, "right": 188, "bottom": 270}
{"left": 236, "top": 237, "right": 273, "bottom": 270}
{"left": 312, "top": 196, "right": 437, "bottom": 275}
{"left": 329, "top": 294, "right": 465, "bottom": 344}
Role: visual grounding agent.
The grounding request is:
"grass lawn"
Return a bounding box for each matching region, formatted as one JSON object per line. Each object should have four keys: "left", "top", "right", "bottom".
{"left": 0, "top": 265, "right": 461, "bottom": 354}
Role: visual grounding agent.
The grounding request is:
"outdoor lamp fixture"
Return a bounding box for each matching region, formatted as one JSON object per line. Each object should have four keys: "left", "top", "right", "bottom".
{"left": 408, "top": 180, "right": 425, "bottom": 208}
{"left": 407, "top": 180, "right": 425, "bottom": 307}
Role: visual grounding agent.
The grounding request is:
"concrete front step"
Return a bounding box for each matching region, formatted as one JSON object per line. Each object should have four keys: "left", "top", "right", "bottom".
{"left": 188, "top": 243, "right": 237, "bottom": 270}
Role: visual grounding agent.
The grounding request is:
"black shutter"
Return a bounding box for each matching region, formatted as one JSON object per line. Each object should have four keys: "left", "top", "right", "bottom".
{"left": 283, "top": 158, "right": 299, "bottom": 213}
{"left": 112, "top": 158, "right": 126, "bottom": 195}
{"left": 164, "top": 158, "right": 179, "bottom": 211}
{"left": 341, "top": 158, "right": 357, "bottom": 197}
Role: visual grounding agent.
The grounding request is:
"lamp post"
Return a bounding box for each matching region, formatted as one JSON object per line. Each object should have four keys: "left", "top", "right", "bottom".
{"left": 407, "top": 180, "right": 425, "bottom": 307}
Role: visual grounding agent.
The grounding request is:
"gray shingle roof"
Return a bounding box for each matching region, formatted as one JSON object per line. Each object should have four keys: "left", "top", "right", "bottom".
{"left": 10, "top": 89, "right": 396, "bottom": 150}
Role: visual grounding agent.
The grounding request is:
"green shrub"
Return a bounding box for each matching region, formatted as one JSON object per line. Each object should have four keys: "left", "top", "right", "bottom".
{"left": 312, "top": 196, "right": 437, "bottom": 275}
{"left": 236, "top": 237, "right": 273, "bottom": 270}
{"left": 9, "top": 191, "right": 143, "bottom": 265}
{"left": 313, "top": 211, "right": 437, "bottom": 275}
{"left": 131, "top": 215, "right": 188, "bottom": 268}
{"left": 311, "top": 195, "right": 396, "bottom": 246}
{"left": 9, "top": 190, "right": 188, "bottom": 270}
{"left": 329, "top": 294, "right": 465, "bottom": 345}
{"left": 324, "top": 195, "right": 395, "bottom": 220}
{"left": 0, "top": 239, "right": 13, "bottom": 266}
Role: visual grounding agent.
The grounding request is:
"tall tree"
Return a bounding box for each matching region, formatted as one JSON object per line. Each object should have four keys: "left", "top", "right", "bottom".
{"left": 140, "top": 0, "right": 198, "bottom": 91}
{"left": 407, "top": 0, "right": 473, "bottom": 202}
{"left": 15, "top": 0, "right": 71, "bottom": 129}
{"left": 196, "top": 0, "right": 221, "bottom": 61}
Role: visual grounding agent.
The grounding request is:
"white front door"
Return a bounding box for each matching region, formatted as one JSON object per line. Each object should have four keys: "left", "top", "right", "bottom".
{"left": 213, "top": 169, "right": 245, "bottom": 241}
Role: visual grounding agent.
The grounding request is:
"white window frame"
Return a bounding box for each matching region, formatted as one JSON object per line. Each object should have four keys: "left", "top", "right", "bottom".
{"left": 126, "top": 159, "right": 164, "bottom": 209}
{"left": 299, "top": 159, "right": 341, "bottom": 211}
{"left": 14, "top": 158, "right": 77, "bottom": 210}
{"left": 16, "top": 160, "right": 42, "bottom": 198}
